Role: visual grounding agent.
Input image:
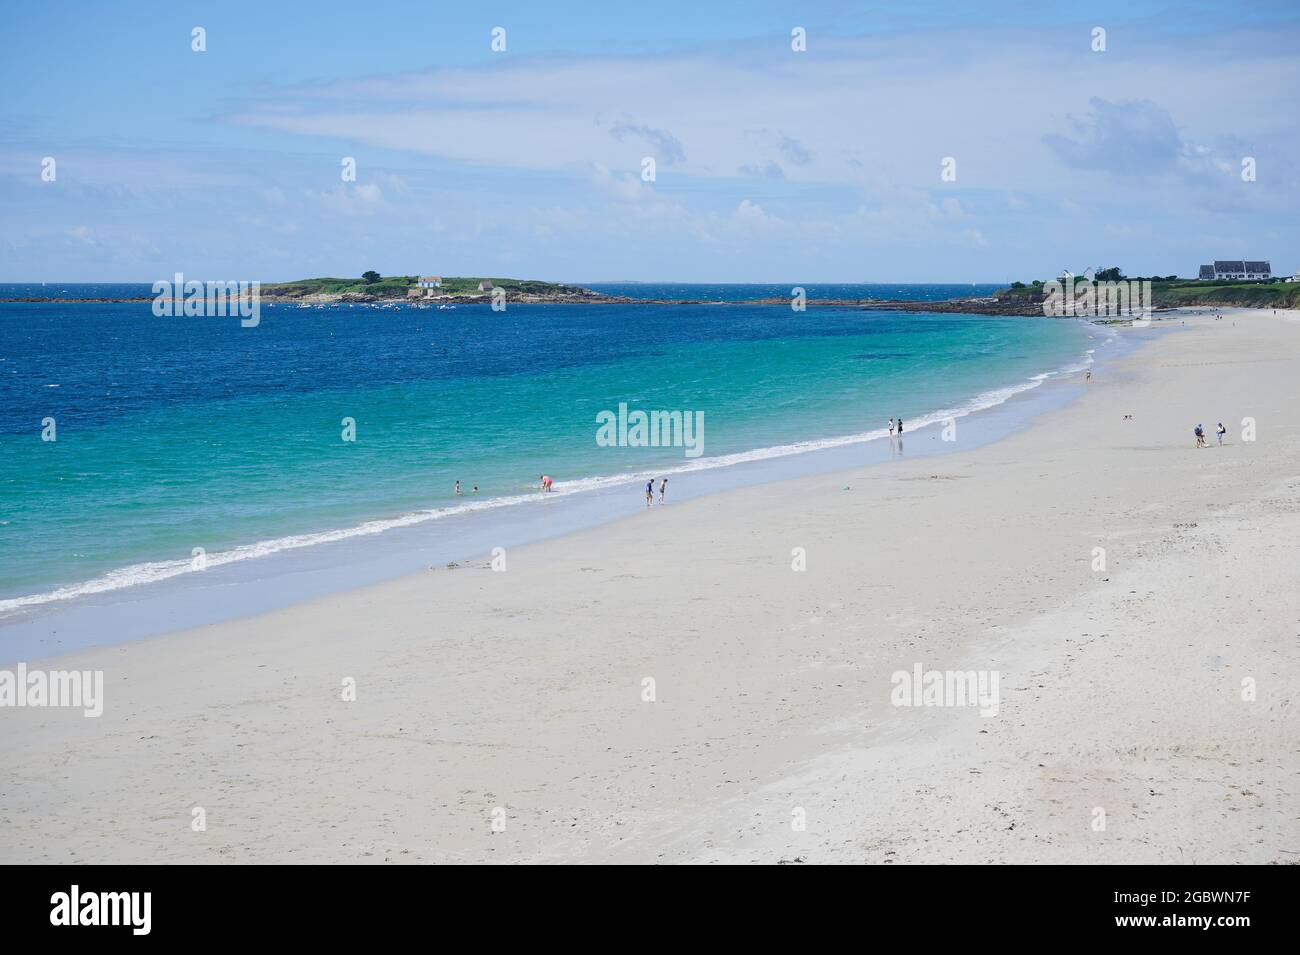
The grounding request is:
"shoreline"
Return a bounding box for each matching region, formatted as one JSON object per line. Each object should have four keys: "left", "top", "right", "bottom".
{"left": 3, "top": 307, "right": 1297, "bottom": 864}
{"left": 1, "top": 318, "right": 1116, "bottom": 657}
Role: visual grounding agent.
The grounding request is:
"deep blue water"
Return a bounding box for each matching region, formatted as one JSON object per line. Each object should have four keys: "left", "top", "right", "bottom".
{"left": 0, "top": 284, "right": 1094, "bottom": 614}
{"left": 586, "top": 282, "right": 1005, "bottom": 301}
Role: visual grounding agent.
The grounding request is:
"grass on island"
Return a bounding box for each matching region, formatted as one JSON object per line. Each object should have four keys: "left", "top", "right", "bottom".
{"left": 1152, "top": 281, "right": 1300, "bottom": 308}
{"left": 996, "top": 275, "right": 1300, "bottom": 310}
{"left": 260, "top": 275, "right": 588, "bottom": 298}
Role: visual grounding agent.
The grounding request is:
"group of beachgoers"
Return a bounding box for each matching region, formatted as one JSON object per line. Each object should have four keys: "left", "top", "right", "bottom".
{"left": 887, "top": 417, "right": 906, "bottom": 454}
{"left": 533, "top": 472, "right": 670, "bottom": 509}
{"left": 1194, "top": 422, "right": 1228, "bottom": 448}
{"left": 527, "top": 407, "right": 1219, "bottom": 511}
{"left": 450, "top": 476, "right": 555, "bottom": 496}
{"left": 645, "top": 477, "right": 667, "bottom": 507}
{"left": 461, "top": 394, "right": 1226, "bottom": 512}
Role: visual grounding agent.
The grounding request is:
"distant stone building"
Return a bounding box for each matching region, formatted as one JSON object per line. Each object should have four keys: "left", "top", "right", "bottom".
{"left": 477, "top": 281, "right": 495, "bottom": 292}
{"left": 417, "top": 276, "right": 442, "bottom": 288}
{"left": 1198, "top": 260, "right": 1271, "bottom": 280}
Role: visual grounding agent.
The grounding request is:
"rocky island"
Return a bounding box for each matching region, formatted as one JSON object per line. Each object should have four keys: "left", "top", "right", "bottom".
{"left": 260, "top": 274, "right": 630, "bottom": 304}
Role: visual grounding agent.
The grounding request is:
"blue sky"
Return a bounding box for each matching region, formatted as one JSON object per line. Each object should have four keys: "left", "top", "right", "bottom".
{"left": 3, "top": 0, "right": 1298, "bottom": 282}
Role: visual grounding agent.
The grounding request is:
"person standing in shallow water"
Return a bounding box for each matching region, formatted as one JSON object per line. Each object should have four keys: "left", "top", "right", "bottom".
{"left": 659, "top": 478, "right": 667, "bottom": 504}
{"left": 646, "top": 479, "right": 655, "bottom": 508}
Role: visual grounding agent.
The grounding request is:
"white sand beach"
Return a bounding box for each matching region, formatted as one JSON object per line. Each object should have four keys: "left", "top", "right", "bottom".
{"left": 2, "top": 307, "right": 1298, "bottom": 865}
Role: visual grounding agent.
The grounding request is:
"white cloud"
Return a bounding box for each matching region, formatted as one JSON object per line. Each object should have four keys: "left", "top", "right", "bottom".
{"left": 310, "top": 182, "right": 385, "bottom": 216}
{"left": 378, "top": 172, "right": 410, "bottom": 194}
{"left": 736, "top": 198, "right": 765, "bottom": 221}
{"left": 590, "top": 163, "right": 653, "bottom": 201}
{"left": 226, "top": 29, "right": 1299, "bottom": 209}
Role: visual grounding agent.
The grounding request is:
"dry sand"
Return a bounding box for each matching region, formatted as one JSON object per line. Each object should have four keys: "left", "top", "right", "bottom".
{"left": 2, "top": 307, "right": 1298, "bottom": 864}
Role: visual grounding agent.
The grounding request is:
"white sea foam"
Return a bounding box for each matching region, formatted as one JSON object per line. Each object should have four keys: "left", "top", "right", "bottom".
{"left": 0, "top": 342, "right": 1104, "bottom": 617}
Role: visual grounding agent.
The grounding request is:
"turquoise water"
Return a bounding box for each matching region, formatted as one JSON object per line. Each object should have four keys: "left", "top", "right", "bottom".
{"left": 0, "top": 286, "right": 1096, "bottom": 610}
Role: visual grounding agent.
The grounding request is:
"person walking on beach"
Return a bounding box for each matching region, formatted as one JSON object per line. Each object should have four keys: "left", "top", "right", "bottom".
{"left": 1216, "top": 422, "right": 1226, "bottom": 446}
{"left": 659, "top": 477, "right": 667, "bottom": 504}
{"left": 897, "top": 418, "right": 904, "bottom": 435}
{"left": 1195, "top": 424, "right": 1206, "bottom": 448}
{"left": 888, "top": 418, "right": 895, "bottom": 438}
{"left": 539, "top": 474, "right": 553, "bottom": 492}
{"left": 646, "top": 479, "right": 655, "bottom": 508}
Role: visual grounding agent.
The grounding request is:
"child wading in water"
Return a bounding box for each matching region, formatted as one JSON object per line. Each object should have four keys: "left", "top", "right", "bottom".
{"left": 659, "top": 478, "right": 667, "bottom": 504}
{"left": 645, "top": 479, "right": 655, "bottom": 508}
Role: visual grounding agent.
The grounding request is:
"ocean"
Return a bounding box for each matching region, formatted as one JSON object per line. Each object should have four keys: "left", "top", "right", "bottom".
{"left": 0, "top": 283, "right": 1106, "bottom": 649}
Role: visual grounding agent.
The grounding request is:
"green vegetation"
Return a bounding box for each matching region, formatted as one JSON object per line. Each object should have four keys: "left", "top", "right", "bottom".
{"left": 1153, "top": 280, "right": 1300, "bottom": 309}
{"left": 260, "top": 276, "right": 413, "bottom": 297}
{"left": 435, "top": 277, "right": 588, "bottom": 295}
{"left": 260, "top": 275, "right": 592, "bottom": 299}
{"left": 996, "top": 271, "right": 1300, "bottom": 310}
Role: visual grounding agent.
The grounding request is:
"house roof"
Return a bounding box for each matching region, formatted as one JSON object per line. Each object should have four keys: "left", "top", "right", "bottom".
{"left": 418, "top": 275, "right": 442, "bottom": 282}
{"left": 1211, "top": 260, "right": 1270, "bottom": 273}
